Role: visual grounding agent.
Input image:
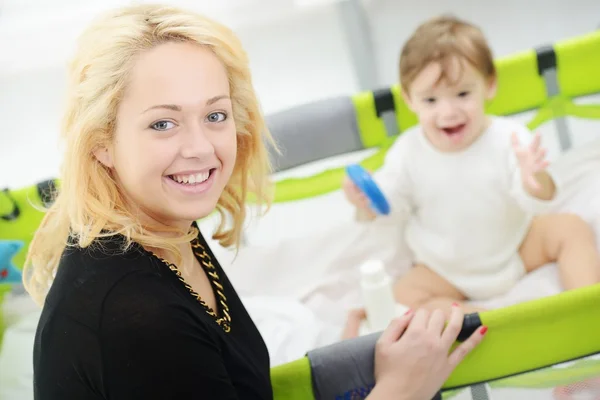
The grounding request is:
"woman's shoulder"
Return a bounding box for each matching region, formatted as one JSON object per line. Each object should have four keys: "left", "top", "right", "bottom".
{"left": 42, "top": 234, "right": 175, "bottom": 330}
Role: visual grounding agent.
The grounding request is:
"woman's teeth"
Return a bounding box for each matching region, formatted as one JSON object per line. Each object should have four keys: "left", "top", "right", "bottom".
{"left": 170, "top": 171, "right": 210, "bottom": 185}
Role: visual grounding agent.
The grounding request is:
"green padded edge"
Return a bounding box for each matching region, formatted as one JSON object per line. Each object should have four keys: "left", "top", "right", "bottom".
{"left": 350, "top": 91, "right": 388, "bottom": 149}
{"left": 271, "top": 356, "right": 314, "bottom": 400}
{"left": 556, "top": 30, "right": 600, "bottom": 99}
{"left": 443, "top": 283, "right": 600, "bottom": 389}
{"left": 272, "top": 136, "right": 396, "bottom": 203}
{"left": 390, "top": 84, "right": 419, "bottom": 132}
{"left": 485, "top": 49, "right": 547, "bottom": 116}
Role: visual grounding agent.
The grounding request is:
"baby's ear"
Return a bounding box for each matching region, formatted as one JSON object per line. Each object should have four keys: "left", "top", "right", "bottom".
{"left": 93, "top": 146, "right": 114, "bottom": 168}
{"left": 486, "top": 75, "right": 498, "bottom": 100}
{"left": 401, "top": 88, "right": 416, "bottom": 112}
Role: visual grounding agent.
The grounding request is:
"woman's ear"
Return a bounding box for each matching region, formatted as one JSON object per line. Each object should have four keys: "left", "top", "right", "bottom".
{"left": 93, "top": 146, "right": 114, "bottom": 168}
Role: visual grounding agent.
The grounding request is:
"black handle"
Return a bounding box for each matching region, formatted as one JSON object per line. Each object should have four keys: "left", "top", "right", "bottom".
{"left": 1, "top": 188, "right": 20, "bottom": 221}
{"left": 457, "top": 312, "right": 482, "bottom": 342}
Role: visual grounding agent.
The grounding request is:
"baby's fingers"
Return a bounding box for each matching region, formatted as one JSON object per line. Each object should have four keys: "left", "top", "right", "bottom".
{"left": 447, "top": 325, "right": 488, "bottom": 369}
{"left": 534, "top": 146, "right": 547, "bottom": 164}
{"left": 529, "top": 131, "right": 542, "bottom": 151}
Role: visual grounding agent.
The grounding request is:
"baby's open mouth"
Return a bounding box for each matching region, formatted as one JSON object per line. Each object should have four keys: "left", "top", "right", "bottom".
{"left": 441, "top": 124, "right": 466, "bottom": 136}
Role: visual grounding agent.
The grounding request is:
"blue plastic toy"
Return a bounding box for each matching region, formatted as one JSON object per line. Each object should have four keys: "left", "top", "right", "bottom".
{"left": 345, "top": 164, "right": 391, "bottom": 215}
{"left": 0, "top": 240, "right": 24, "bottom": 284}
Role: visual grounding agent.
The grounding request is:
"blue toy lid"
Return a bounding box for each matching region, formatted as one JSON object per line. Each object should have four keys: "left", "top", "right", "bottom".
{"left": 345, "top": 164, "right": 391, "bottom": 215}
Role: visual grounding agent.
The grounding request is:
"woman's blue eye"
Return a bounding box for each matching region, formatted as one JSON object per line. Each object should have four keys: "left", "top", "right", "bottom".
{"left": 207, "top": 112, "right": 227, "bottom": 123}
{"left": 151, "top": 120, "right": 175, "bottom": 131}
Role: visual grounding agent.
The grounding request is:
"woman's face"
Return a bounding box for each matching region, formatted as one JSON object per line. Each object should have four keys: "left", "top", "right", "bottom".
{"left": 95, "top": 41, "right": 237, "bottom": 231}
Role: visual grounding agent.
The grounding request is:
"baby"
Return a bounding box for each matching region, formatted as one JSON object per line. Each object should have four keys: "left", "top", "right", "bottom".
{"left": 342, "top": 15, "right": 600, "bottom": 336}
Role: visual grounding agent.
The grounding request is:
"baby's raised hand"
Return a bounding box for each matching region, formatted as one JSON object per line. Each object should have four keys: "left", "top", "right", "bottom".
{"left": 511, "top": 131, "right": 549, "bottom": 193}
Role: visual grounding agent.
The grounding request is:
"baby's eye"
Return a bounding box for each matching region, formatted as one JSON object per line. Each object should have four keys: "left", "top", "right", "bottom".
{"left": 424, "top": 97, "right": 436, "bottom": 104}
{"left": 151, "top": 121, "right": 175, "bottom": 131}
{"left": 458, "top": 91, "right": 470, "bottom": 97}
{"left": 207, "top": 112, "right": 227, "bottom": 123}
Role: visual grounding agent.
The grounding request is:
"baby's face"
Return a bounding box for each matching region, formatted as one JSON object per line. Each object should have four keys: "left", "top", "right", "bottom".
{"left": 404, "top": 58, "right": 496, "bottom": 152}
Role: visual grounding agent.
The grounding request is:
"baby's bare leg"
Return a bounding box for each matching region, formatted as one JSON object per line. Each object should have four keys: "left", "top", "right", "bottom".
{"left": 519, "top": 214, "right": 600, "bottom": 289}
{"left": 392, "top": 264, "right": 467, "bottom": 309}
{"left": 341, "top": 264, "right": 476, "bottom": 339}
{"left": 394, "top": 264, "right": 486, "bottom": 317}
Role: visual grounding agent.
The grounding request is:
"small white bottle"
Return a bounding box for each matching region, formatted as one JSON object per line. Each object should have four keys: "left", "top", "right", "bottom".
{"left": 359, "top": 259, "right": 397, "bottom": 333}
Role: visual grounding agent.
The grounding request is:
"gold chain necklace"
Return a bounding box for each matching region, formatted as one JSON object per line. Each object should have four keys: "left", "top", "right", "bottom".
{"left": 153, "top": 238, "right": 232, "bottom": 333}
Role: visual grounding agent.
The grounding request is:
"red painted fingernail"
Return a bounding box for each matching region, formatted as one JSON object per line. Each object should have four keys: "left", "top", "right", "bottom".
{"left": 403, "top": 309, "right": 412, "bottom": 316}
{"left": 480, "top": 326, "right": 488, "bottom": 335}
{"left": 452, "top": 302, "right": 459, "bottom": 307}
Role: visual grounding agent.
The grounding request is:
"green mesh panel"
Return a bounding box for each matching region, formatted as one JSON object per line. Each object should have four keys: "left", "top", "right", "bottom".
{"left": 442, "top": 353, "right": 600, "bottom": 400}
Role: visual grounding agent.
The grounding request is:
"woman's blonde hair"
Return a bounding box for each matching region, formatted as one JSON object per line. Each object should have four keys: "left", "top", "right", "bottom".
{"left": 24, "top": 4, "right": 274, "bottom": 306}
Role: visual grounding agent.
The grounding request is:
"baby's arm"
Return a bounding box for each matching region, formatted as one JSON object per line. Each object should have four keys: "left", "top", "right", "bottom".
{"left": 344, "top": 136, "right": 414, "bottom": 222}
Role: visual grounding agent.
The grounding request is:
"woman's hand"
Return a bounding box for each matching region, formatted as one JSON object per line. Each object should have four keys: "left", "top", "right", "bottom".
{"left": 369, "top": 305, "right": 487, "bottom": 400}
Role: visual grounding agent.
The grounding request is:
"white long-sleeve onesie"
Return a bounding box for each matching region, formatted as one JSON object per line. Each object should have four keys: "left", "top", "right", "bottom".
{"left": 374, "top": 116, "right": 559, "bottom": 300}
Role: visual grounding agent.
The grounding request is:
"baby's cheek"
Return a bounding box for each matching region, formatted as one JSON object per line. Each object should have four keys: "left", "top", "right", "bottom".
{"left": 467, "top": 99, "right": 485, "bottom": 115}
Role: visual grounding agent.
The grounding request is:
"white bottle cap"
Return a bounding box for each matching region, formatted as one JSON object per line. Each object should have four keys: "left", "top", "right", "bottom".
{"left": 360, "top": 259, "right": 387, "bottom": 285}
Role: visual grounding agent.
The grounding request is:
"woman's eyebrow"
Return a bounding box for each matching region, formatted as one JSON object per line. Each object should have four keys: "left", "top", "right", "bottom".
{"left": 141, "top": 95, "right": 230, "bottom": 114}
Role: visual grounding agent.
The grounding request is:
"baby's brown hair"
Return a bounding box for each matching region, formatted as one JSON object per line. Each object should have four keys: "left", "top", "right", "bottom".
{"left": 399, "top": 15, "right": 496, "bottom": 94}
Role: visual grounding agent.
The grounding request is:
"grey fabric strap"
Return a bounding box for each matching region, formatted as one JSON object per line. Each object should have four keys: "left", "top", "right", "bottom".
{"left": 307, "top": 332, "right": 379, "bottom": 399}
{"left": 265, "top": 96, "right": 364, "bottom": 172}
{"left": 307, "top": 332, "right": 442, "bottom": 399}
{"left": 542, "top": 68, "right": 572, "bottom": 151}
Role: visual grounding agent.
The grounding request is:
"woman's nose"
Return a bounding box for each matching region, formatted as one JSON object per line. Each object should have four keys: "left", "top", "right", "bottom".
{"left": 180, "top": 125, "right": 215, "bottom": 159}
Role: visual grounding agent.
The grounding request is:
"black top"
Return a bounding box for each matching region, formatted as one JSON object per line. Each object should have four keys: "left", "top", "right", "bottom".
{"left": 33, "top": 230, "right": 272, "bottom": 400}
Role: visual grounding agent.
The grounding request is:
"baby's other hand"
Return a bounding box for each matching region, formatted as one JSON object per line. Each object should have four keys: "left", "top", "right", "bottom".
{"left": 343, "top": 174, "right": 377, "bottom": 220}
{"left": 342, "top": 175, "right": 371, "bottom": 210}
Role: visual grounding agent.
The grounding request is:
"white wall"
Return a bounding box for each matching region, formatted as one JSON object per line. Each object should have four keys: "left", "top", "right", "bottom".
{"left": 369, "top": 0, "right": 600, "bottom": 85}
{"left": 1, "top": 0, "right": 599, "bottom": 189}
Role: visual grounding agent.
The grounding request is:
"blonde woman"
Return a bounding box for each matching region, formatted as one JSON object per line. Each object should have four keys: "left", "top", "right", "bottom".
{"left": 25, "top": 4, "right": 486, "bottom": 400}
